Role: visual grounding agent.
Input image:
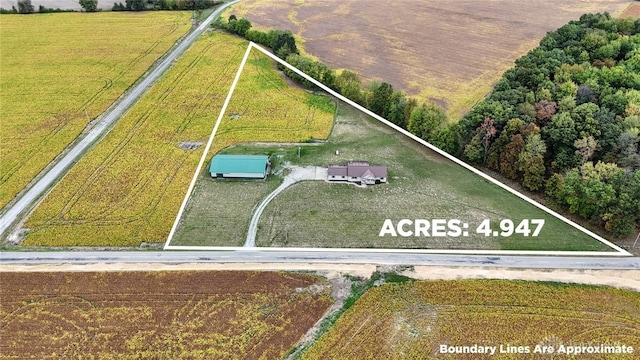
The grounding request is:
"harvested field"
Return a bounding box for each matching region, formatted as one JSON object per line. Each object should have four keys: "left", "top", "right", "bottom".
{"left": 254, "top": 102, "right": 612, "bottom": 251}
{"left": 620, "top": 2, "right": 640, "bottom": 18}
{"left": 302, "top": 279, "right": 640, "bottom": 359}
{"left": 0, "top": 271, "right": 333, "bottom": 359}
{"left": 224, "top": 0, "right": 630, "bottom": 119}
{"left": 0, "top": 11, "right": 191, "bottom": 210}
{"left": 22, "top": 38, "right": 335, "bottom": 247}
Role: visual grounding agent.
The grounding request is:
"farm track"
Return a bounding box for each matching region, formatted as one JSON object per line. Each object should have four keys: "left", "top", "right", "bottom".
{"left": 0, "top": 0, "right": 244, "bottom": 238}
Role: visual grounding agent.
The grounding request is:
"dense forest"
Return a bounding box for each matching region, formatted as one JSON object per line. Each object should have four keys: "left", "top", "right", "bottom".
{"left": 455, "top": 13, "right": 640, "bottom": 238}
{"left": 219, "top": 13, "right": 640, "bottom": 239}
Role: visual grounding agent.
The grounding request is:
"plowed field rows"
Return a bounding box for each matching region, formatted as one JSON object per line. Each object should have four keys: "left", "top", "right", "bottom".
{"left": 0, "top": 271, "right": 332, "bottom": 359}
{"left": 0, "top": 12, "right": 191, "bottom": 210}
{"left": 224, "top": 0, "right": 630, "bottom": 119}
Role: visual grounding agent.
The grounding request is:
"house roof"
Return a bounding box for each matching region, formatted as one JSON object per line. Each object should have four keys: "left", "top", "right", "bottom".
{"left": 328, "top": 162, "right": 387, "bottom": 178}
{"left": 327, "top": 164, "right": 347, "bottom": 176}
{"left": 209, "top": 154, "right": 269, "bottom": 174}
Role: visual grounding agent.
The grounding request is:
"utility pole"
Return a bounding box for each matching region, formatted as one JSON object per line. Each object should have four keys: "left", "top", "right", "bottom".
{"left": 298, "top": 146, "right": 301, "bottom": 164}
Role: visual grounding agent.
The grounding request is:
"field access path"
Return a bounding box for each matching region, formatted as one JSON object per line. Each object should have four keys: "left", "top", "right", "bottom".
{"left": 0, "top": 0, "right": 243, "bottom": 238}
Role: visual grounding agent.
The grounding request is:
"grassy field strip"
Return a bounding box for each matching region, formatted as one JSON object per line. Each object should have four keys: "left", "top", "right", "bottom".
{"left": 302, "top": 280, "right": 640, "bottom": 359}
{"left": 0, "top": 12, "right": 192, "bottom": 210}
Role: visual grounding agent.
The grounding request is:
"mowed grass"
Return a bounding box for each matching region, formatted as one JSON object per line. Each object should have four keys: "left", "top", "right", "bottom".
{"left": 21, "top": 32, "right": 248, "bottom": 246}
{"left": 224, "top": 0, "right": 630, "bottom": 120}
{"left": 171, "top": 50, "right": 336, "bottom": 247}
{"left": 0, "top": 271, "right": 333, "bottom": 359}
{"left": 303, "top": 280, "right": 640, "bottom": 360}
{"left": 23, "top": 39, "right": 335, "bottom": 247}
{"left": 255, "top": 103, "right": 612, "bottom": 251}
{"left": 0, "top": 12, "right": 192, "bottom": 210}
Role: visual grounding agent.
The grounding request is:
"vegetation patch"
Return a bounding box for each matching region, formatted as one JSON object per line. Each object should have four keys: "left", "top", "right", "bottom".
{"left": 0, "top": 11, "right": 192, "bottom": 210}
{"left": 301, "top": 279, "right": 640, "bottom": 359}
{"left": 0, "top": 271, "right": 333, "bottom": 359}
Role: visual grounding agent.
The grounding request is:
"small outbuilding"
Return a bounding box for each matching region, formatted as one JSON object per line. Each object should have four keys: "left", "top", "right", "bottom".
{"left": 209, "top": 154, "right": 270, "bottom": 179}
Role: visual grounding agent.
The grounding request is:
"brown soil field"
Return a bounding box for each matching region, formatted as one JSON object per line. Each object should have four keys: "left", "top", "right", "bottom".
{"left": 0, "top": 271, "right": 333, "bottom": 359}
{"left": 620, "top": 2, "right": 640, "bottom": 18}
{"left": 224, "top": 0, "right": 631, "bottom": 120}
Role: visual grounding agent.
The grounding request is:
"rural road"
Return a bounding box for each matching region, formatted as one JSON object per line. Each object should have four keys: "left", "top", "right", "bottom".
{"left": 0, "top": 0, "right": 243, "bottom": 237}
{"left": 1, "top": 251, "right": 639, "bottom": 269}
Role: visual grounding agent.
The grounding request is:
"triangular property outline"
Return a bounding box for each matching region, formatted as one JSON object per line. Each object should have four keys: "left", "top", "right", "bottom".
{"left": 165, "top": 42, "right": 631, "bottom": 256}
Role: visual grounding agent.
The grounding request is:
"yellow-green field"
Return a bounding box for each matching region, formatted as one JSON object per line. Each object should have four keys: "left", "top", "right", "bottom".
{"left": 303, "top": 280, "right": 640, "bottom": 359}
{"left": 0, "top": 12, "right": 192, "bottom": 210}
{"left": 22, "top": 32, "right": 334, "bottom": 246}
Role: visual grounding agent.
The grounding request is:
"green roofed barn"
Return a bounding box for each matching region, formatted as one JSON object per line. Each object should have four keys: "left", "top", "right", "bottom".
{"left": 209, "top": 154, "right": 270, "bottom": 179}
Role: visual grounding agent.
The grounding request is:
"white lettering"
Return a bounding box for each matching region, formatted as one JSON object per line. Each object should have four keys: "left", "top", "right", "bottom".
{"left": 397, "top": 219, "right": 413, "bottom": 237}
{"left": 415, "top": 219, "right": 430, "bottom": 236}
{"left": 378, "top": 219, "right": 397, "bottom": 237}
{"left": 447, "top": 219, "right": 462, "bottom": 236}
{"left": 432, "top": 219, "right": 447, "bottom": 236}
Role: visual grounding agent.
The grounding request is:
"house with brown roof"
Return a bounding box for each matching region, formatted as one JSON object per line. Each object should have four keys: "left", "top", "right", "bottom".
{"left": 327, "top": 161, "right": 387, "bottom": 185}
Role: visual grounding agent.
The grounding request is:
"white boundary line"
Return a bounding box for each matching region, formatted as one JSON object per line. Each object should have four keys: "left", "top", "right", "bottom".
{"left": 165, "top": 42, "right": 631, "bottom": 257}
{"left": 164, "top": 43, "right": 253, "bottom": 249}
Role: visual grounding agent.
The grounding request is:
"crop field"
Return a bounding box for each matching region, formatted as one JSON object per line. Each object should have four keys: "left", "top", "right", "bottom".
{"left": 224, "top": 0, "right": 630, "bottom": 119}
{"left": 19, "top": 32, "right": 247, "bottom": 247}
{"left": 0, "top": 271, "right": 333, "bottom": 359}
{"left": 255, "top": 103, "right": 612, "bottom": 251}
{"left": 302, "top": 280, "right": 640, "bottom": 359}
{"left": 0, "top": 11, "right": 192, "bottom": 210}
{"left": 21, "top": 36, "right": 335, "bottom": 247}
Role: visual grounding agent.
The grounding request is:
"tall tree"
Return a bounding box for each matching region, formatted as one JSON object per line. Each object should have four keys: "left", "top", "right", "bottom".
{"left": 125, "top": 0, "right": 145, "bottom": 11}
{"left": 336, "top": 70, "right": 362, "bottom": 104}
{"left": 79, "top": 0, "right": 98, "bottom": 12}
{"left": 479, "top": 117, "right": 497, "bottom": 163}
{"left": 518, "top": 133, "right": 547, "bottom": 191}
{"left": 407, "top": 103, "right": 447, "bottom": 142}
{"left": 500, "top": 134, "right": 525, "bottom": 180}
{"left": 17, "top": 0, "right": 34, "bottom": 13}
{"left": 368, "top": 82, "right": 393, "bottom": 117}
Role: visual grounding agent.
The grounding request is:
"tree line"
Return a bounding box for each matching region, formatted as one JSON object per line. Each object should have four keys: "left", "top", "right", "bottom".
{"left": 219, "top": 13, "right": 640, "bottom": 239}
{"left": 0, "top": 0, "right": 71, "bottom": 13}
{"left": 0, "top": 0, "right": 222, "bottom": 13}
{"left": 111, "top": 0, "right": 221, "bottom": 12}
